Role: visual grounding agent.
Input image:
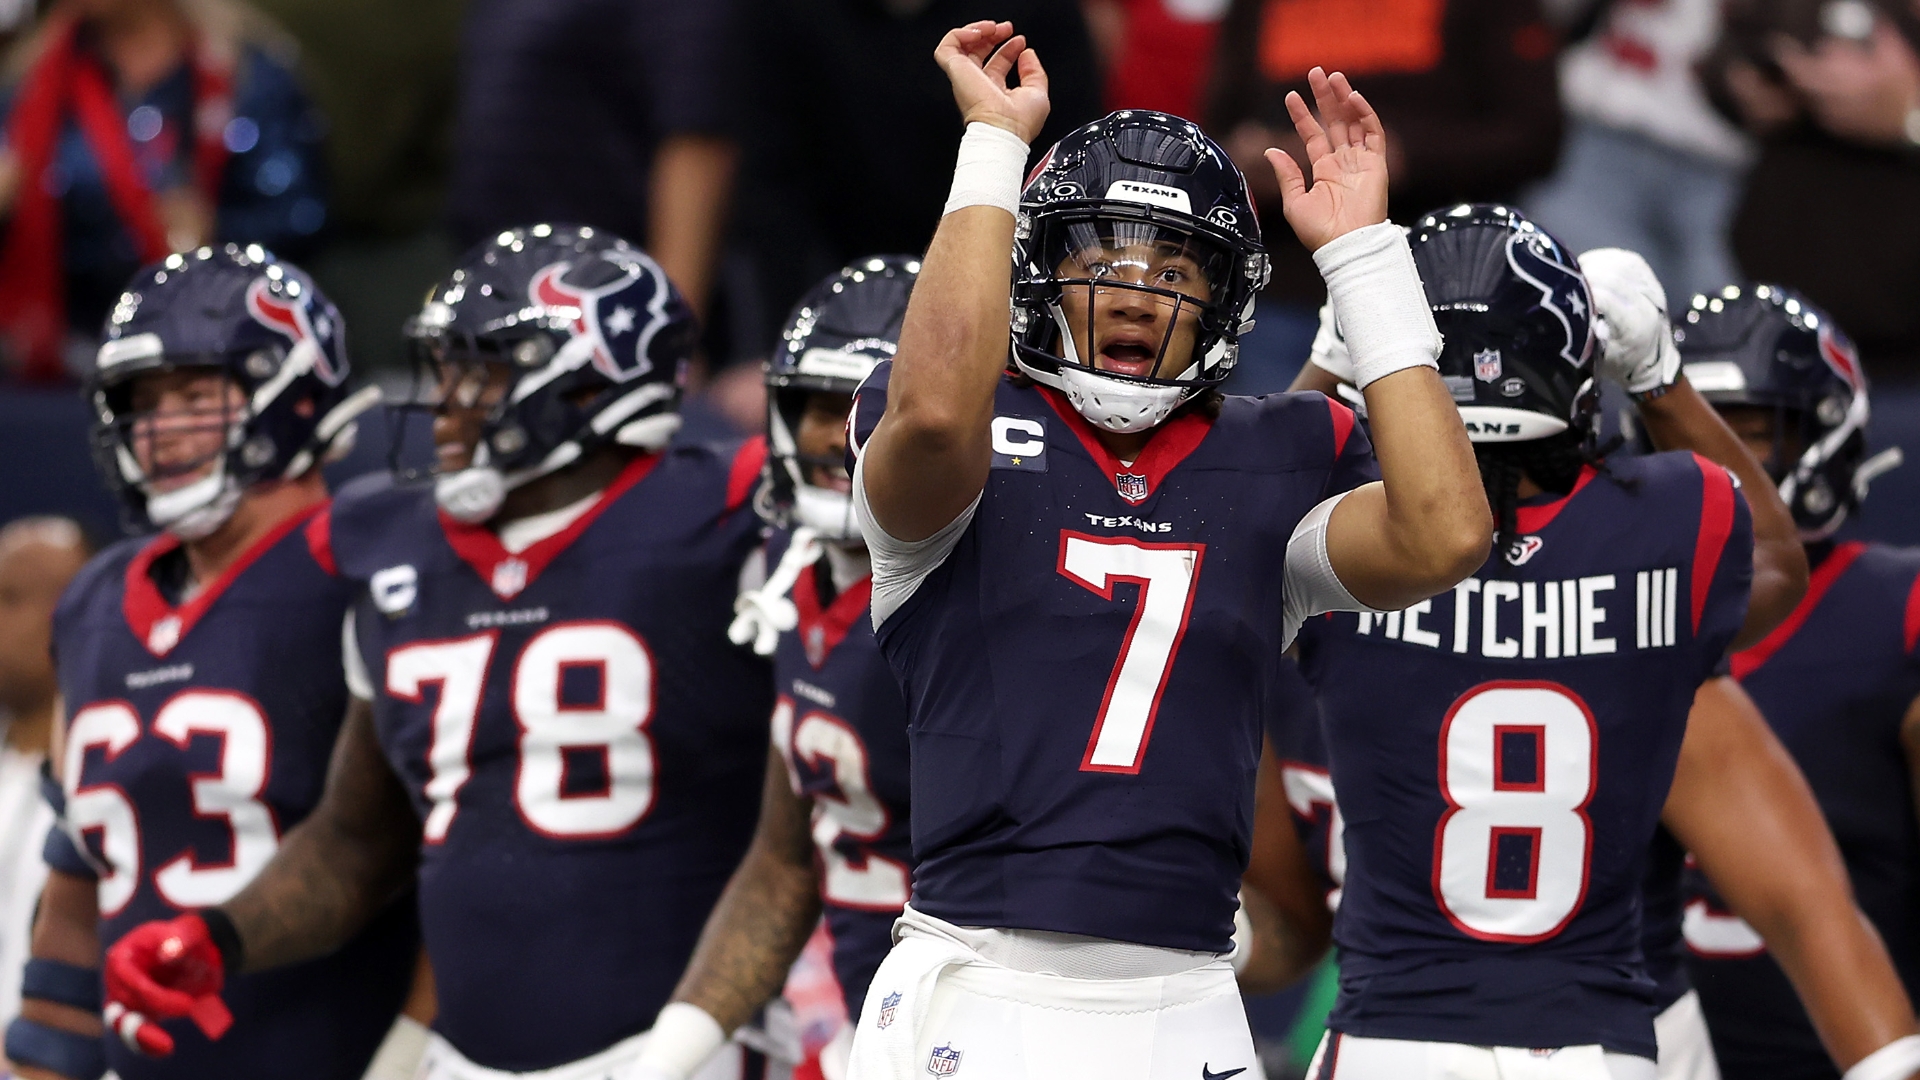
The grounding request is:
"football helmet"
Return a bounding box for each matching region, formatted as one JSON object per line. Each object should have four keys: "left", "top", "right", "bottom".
{"left": 1408, "top": 204, "right": 1598, "bottom": 444}
{"left": 401, "top": 224, "right": 696, "bottom": 523}
{"left": 761, "top": 255, "right": 918, "bottom": 542}
{"left": 1675, "top": 284, "right": 1896, "bottom": 539}
{"left": 90, "top": 244, "right": 373, "bottom": 538}
{"left": 1012, "top": 110, "right": 1268, "bottom": 433}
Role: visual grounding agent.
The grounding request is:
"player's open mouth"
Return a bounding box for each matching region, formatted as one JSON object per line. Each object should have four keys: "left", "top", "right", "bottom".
{"left": 1096, "top": 341, "right": 1158, "bottom": 379}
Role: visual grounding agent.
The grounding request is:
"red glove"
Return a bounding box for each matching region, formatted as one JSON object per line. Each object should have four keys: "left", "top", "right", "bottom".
{"left": 103, "top": 914, "right": 234, "bottom": 1056}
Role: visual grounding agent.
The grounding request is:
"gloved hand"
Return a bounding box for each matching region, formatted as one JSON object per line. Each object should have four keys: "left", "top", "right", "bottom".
{"left": 1578, "top": 248, "right": 1681, "bottom": 397}
{"left": 103, "top": 914, "right": 234, "bottom": 1056}
{"left": 1306, "top": 300, "right": 1355, "bottom": 385}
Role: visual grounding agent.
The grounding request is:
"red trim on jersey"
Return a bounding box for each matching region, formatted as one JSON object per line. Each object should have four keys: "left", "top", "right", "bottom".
{"left": 1689, "top": 454, "right": 1738, "bottom": 634}
{"left": 1327, "top": 396, "right": 1356, "bottom": 459}
{"left": 1732, "top": 540, "right": 1867, "bottom": 680}
{"left": 726, "top": 435, "right": 768, "bottom": 513}
{"left": 793, "top": 561, "right": 874, "bottom": 670}
{"left": 438, "top": 452, "right": 661, "bottom": 600}
{"left": 1513, "top": 466, "right": 1598, "bottom": 536}
{"left": 122, "top": 502, "right": 327, "bottom": 657}
{"left": 1904, "top": 567, "right": 1920, "bottom": 655}
{"left": 1035, "top": 385, "right": 1214, "bottom": 504}
{"left": 303, "top": 504, "right": 336, "bottom": 576}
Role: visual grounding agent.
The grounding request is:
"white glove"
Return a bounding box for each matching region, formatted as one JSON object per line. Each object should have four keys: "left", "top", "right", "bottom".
{"left": 359, "top": 1016, "right": 430, "bottom": 1080}
{"left": 1306, "top": 300, "right": 1355, "bottom": 384}
{"left": 1578, "top": 248, "right": 1681, "bottom": 397}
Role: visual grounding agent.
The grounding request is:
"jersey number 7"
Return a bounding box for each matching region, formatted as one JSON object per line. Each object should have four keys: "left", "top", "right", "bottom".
{"left": 1057, "top": 532, "right": 1205, "bottom": 775}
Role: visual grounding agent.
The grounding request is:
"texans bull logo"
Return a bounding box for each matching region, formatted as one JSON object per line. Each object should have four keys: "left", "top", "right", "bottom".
{"left": 245, "top": 279, "right": 345, "bottom": 386}
{"left": 1505, "top": 229, "right": 1592, "bottom": 368}
{"left": 529, "top": 259, "right": 671, "bottom": 383}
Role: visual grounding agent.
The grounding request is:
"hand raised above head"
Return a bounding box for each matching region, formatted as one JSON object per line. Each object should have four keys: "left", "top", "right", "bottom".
{"left": 933, "top": 20, "right": 1051, "bottom": 145}
{"left": 1265, "top": 68, "right": 1391, "bottom": 253}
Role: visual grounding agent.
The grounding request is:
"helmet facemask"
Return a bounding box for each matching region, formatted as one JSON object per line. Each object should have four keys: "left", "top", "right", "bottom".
{"left": 765, "top": 382, "right": 860, "bottom": 543}
{"left": 97, "top": 364, "right": 253, "bottom": 540}
{"left": 1013, "top": 212, "right": 1244, "bottom": 434}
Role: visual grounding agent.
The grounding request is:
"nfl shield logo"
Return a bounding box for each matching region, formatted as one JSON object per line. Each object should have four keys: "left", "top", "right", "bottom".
{"left": 877, "top": 991, "right": 901, "bottom": 1029}
{"left": 927, "top": 1045, "right": 962, "bottom": 1076}
{"left": 147, "top": 614, "right": 182, "bottom": 655}
{"left": 490, "top": 557, "right": 530, "bottom": 599}
{"left": 805, "top": 625, "right": 827, "bottom": 667}
{"left": 1116, "top": 472, "right": 1149, "bottom": 503}
{"left": 1474, "top": 348, "right": 1503, "bottom": 383}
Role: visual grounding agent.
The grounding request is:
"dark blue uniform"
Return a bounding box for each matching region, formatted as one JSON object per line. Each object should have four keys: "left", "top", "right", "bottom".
{"left": 1266, "top": 658, "right": 1344, "bottom": 906}
{"left": 765, "top": 530, "right": 913, "bottom": 1021}
{"left": 52, "top": 505, "right": 417, "bottom": 1080}
{"left": 1684, "top": 541, "right": 1920, "bottom": 1079}
{"left": 321, "top": 444, "right": 773, "bottom": 1073}
{"left": 854, "top": 366, "right": 1380, "bottom": 954}
{"left": 1297, "top": 453, "right": 1754, "bottom": 1059}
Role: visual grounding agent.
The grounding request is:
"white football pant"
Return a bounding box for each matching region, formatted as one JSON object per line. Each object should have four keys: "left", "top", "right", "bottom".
{"left": 1308, "top": 1032, "right": 1659, "bottom": 1080}
{"left": 1653, "top": 991, "right": 1721, "bottom": 1080}
{"left": 845, "top": 907, "right": 1257, "bottom": 1080}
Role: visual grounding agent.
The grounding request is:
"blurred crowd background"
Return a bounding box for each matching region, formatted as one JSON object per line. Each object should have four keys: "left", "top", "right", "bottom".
{"left": 0, "top": 0, "right": 1917, "bottom": 1071}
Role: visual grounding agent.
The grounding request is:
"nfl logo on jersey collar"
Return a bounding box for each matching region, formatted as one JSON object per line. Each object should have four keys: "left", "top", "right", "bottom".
{"left": 927, "top": 1045, "right": 962, "bottom": 1076}
{"left": 1035, "top": 384, "right": 1212, "bottom": 507}
{"left": 877, "top": 991, "right": 900, "bottom": 1028}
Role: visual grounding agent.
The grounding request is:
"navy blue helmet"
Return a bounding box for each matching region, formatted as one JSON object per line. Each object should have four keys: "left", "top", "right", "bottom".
{"left": 402, "top": 224, "right": 696, "bottom": 522}
{"left": 1012, "top": 110, "right": 1268, "bottom": 432}
{"left": 1409, "top": 204, "right": 1598, "bottom": 444}
{"left": 1676, "top": 284, "right": 1893, "bottom": 539}
{"left": 90, "top": 244, "right": 371, "bottom": 536}
{"left": 761, "top": 255, "right": 918, "bottom": 541}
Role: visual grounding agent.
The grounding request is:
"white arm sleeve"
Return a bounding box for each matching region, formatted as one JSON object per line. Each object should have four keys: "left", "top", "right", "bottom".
{"left": 342, "top": 609, "right": 374, "bottom": 702}
{"left": 853, "top": 454, "right": 981, "bottom": 627}
{"left": 1312, "top": 223, "right": 1442, "bottom": 389}
{"left": 1282, "top": 490, "right": 1378, "bottom": 647}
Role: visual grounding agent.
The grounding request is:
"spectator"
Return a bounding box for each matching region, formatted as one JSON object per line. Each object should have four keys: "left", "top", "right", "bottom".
{"left": 701, "top": 0, "right": 1100, "bottom": 436}
{"left": 1524, "top": 0, "right": 1754, "bottom": 301}
{"left": 247, "top": 0, "right": 462, "bottom": 376}
{"left": 0, "top": 0, "right": 328, "bottom": 383}
{"left": 1206, "top": 0, "right": 1562, "bottom": 392}
{"left": 1084, "top": 0, "right": 1230, "bottom": 117}
{"left": 445, "top": 0, "right": 740, "bottom": 320}
{"left": 1705, "top": 0, "right": 1920, "bottom": 382}
{"left": 0, "top": 517, "right": 88, "bottom": 1037}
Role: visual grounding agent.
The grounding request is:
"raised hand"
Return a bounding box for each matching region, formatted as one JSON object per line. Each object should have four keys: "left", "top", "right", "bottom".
{"left": 933, "top": 20, "right": 1050, "bottom": 144}
{"left": 103, "top": 914, "right": 234, "bottom": 1056}
{"left": 1265, "top": 69, "right": 1390, "bottom": 252}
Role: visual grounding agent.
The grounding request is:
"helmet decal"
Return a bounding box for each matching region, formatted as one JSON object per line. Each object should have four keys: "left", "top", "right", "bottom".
{"left": 1505, "top": 229, "right": 1589, "bottom": 368}
{"left": 528, "top": 258, "right": 670, "bottom": 383}
{"left": 245, "top": 277, "right": 344, "bottom": 385}
{"left": 1817, "top": 324, "right": 1864, "bottom": 390}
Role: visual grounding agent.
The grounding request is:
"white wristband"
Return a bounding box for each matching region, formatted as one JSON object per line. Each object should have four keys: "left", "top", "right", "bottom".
{"left": 632, "top": 1002, "right": 728, "bottom": 1080}
{"left": 943, "top": 122, "right": 1030, "bottom": 218}
{"left": 1845, "top": 1035, "right": 1920, "bottom": 1080}
{"left": 1312, "top": 222, "right": 1442, "bottom": 390}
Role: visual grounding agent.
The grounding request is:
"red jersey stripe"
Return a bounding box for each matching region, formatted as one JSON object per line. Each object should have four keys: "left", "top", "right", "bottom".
{"left": 1732, "top": 541, "right": 1867, "bottom": 680}
{"left": 1690, "top": 454, "right": 1738, "bottom": 634}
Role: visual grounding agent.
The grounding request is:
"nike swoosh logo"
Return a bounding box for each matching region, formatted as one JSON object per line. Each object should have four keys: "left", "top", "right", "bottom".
{"left": 1202, "top": 1067, "right": 1247, "bottom": 1080}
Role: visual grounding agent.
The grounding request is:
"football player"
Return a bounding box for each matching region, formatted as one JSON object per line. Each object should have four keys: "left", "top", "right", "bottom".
{"left": 1677, "top": 287, "right": 1920, "bottom": 1080}
{"left": 1282, "top": 204, "right": 1803, "bottom": 1079}
{"left": 629, "top": 257, "right": 920, "bottom": 1080}
{"left": 844, "top": 20, "right": 1493, "bottom": 1078}
{"left": 96, "top": 226, "right": 784, "bottom": 1079}
{"left": 4, "top": 246, "right": 416, "bottom": 1080}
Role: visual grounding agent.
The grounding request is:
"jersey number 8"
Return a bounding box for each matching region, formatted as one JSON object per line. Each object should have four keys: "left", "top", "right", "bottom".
{"left": 386, "top": 621, "right": 656, "bottom": 843}
{"left": 1434, "top": 681, "right": 1597, "bottom": 943}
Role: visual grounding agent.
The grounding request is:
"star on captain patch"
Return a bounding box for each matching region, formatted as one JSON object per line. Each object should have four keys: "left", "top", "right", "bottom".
{"left": 605, "top": 305, "right": 637, "bottom": 336}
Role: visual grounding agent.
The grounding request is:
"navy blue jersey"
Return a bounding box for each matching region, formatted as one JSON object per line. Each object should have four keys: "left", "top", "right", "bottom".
{"left": 1684, "top": 542, "right": 1920, "bottom": 1079}
{"left": 1297, "top": 452, "right": 1754, "bottom": 1058}
{"left": 1265, "top": 658, "right": 1344, "bottom": 906}
{"left": 322, "top": 444, "right": 773, "bottom": 1073}
{"left": 855, "top": 366, "right": 1380, "bottom": 953}
{"left": 764, "top": 530, "right": 912, "bottom": 1021}
{"left": 52, "top": 505, "right": 417, "bottom": 1080}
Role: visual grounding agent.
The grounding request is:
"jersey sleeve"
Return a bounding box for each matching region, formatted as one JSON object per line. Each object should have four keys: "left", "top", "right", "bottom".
{"left": 1688, "top": 455, "right": 1755, "bottom": 676}
{"left": 1282, "top": 491, "right": 1378, "bottom": 647}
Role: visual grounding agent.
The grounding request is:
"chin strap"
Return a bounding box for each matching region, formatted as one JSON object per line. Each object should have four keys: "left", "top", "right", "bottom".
{"left": 729, "top": 527, "right": 821, "bottom": 656}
